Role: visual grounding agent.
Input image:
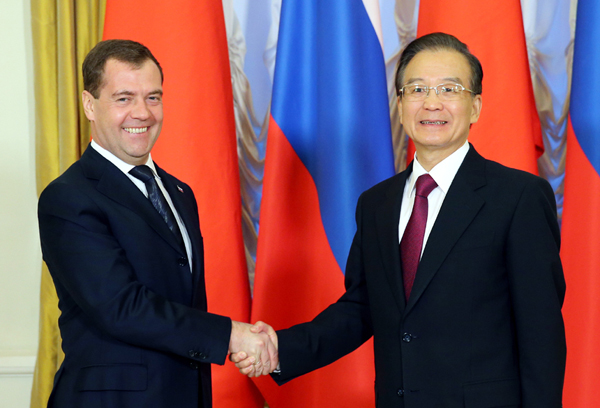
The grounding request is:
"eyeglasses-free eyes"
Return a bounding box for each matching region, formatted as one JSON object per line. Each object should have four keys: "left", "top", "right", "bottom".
{"left": 399, "top": 83, "right": 477, "bottom": 101}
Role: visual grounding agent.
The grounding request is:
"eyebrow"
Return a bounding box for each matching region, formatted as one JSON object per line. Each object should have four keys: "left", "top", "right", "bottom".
{"left": 112, "top": 90, "right": 135, "bottom": 97}
{"left": 404, "top": 77, "right": 464, "bottom": 85}
{"left": 443, "top": 77, "right": 463, "bottom": 84}
{"left": 111, "top": 89, "right": 163, "bottom": 97}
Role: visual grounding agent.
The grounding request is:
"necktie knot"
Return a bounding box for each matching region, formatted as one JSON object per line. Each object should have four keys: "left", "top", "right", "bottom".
{"left": 415, "top": 174, "right": 437, "bottom": 198}
{"left": 129, "top": 165, "right": 155, "bottom": 183}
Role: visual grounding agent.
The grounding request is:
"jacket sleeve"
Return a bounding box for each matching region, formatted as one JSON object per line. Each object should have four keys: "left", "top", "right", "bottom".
{"left": 506, "top": 176, "right": 566, "bottom": 407}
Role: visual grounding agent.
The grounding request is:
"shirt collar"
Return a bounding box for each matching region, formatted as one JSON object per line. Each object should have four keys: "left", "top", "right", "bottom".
{"left": 91, "top": 139, "right": 157, "bottom": 176}
{"left": 408, "top": 140, "right": 470, "bottom": 195}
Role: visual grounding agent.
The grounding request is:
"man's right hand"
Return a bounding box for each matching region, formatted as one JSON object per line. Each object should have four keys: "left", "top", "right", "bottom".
{"left": 229, "top": 321, "right": 278, "bottom": 377}
{"left": 230, "top": 321, "right": 278, "bottom": 377}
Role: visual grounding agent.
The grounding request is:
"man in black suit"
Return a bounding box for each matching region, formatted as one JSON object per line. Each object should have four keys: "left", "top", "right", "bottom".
{"left": 38, "top": 39, "right": 277, "bottom": 408}
{"left": 234, "top": 33, "right": 566, "bottom": 407}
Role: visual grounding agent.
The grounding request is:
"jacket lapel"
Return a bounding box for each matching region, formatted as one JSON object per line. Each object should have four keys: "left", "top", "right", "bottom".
{"left": 156, "top": 165, "right": 198, "bottom": 255}
{"left": 80, "top": 146, "right": 187, "bottom": 255}
{"left": 375, "top": 168, "right": 411, "bottom": 314}
{"left": 405, "top": 147, "right": 487, "bottom": 315}
{"left": 156, "top": 165, "right": 207, "bottom": 307}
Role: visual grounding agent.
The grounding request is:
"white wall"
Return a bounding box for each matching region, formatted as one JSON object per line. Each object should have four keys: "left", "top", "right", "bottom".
{"left": 0, "top": 0, "right": 40, "bottom": 406}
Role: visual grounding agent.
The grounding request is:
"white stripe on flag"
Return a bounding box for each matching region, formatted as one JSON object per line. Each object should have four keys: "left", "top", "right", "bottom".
{"left": 363, "top": 0, "right": 384, "bottom": 51}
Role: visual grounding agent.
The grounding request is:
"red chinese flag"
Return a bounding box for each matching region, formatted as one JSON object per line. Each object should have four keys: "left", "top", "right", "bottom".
{"left": 411, "top": 0, "right": 543, "bottom": 173}
{"left": 103, "top": 1, "right": 263, "bottom": 406}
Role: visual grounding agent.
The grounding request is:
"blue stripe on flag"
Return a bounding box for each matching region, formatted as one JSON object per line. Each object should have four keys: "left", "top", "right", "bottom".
{"left": 271, "top": 0, "right": 395, "bottom": 272}
{"left": 570, "top": 0, "right": 600, "bottom": 175}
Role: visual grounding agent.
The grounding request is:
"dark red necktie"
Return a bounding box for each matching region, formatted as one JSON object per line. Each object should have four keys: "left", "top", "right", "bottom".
{"left": 400, "top": 174, "right": 438, "bottom": 301}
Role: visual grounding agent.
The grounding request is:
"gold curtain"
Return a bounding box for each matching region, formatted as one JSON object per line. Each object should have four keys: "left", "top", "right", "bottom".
{"left": 30, "top": 1, "right": 105, "bottom": 406}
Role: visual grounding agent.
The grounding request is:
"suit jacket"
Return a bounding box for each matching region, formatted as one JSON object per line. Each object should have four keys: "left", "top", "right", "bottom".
{"left": 38, "top": 145, "right": 232, "bottom": 408}
{"left": 274, "top": 145, "right": 566, "bottom": 408}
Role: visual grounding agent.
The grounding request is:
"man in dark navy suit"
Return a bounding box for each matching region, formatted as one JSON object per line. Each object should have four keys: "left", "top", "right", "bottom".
{"left": 38, "top": 39, "right": 277, "bottom": 408}
{"left": 234, "top": 33, "right": 566, "bottom": 408}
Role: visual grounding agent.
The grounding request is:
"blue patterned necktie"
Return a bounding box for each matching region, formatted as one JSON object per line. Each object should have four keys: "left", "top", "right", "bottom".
{"left": 130, "top": 165, "right": 184, "bottom": 248}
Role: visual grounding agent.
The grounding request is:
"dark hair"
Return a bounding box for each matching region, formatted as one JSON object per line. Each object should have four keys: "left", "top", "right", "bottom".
{"left": 83, "top": 39, "right": 163, "bottom": 98}
{"left": 395, "top": 32, "right": 483, "bottom": 97}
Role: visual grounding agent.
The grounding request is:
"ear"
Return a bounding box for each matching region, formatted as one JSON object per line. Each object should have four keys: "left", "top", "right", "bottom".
{"left": 82, "top": 90, "right": 95, "bottom": 121}
{"left": 470, "top": 94, "right": 482, "bottom": 124}
{"left": 397, "top": 96, "right": 403, "bottom": 124}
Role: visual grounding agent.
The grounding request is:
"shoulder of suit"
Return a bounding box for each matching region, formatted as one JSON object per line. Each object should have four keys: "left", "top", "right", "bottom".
{"left": 39, "top": 147, "right": 112, "bottom": 206}
{"left": 38, "top": 166, "right": 101, "bottom": 219}
{"left": 360, "top": 171, "right": 405, "bottom": 197}
{"left": 351, "top": 172, "right": 406, "bottom": 212}
{"left": 475, "top": 157, "right": 554, "bottom": 204}
{"left": 482, "top": 158, "right": 546, "bottom": 185}
{"left": 466, "top": 144, "right": 543, "bottom": 184}
{"left": 41, "top": 159, "right": 87, "bottom": 195}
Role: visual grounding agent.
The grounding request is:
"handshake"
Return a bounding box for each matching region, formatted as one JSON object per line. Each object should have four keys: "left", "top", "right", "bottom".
{"left": 229, "top": 321, "right": 278, "bottom": 377}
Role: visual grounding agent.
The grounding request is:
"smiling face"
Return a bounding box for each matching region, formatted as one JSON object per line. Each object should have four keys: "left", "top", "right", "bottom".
{"left": 398, "top": 49, "right": 482, "bottom": 166}
{"left": 82, "top": 58, "right": 163, "bottom": 165}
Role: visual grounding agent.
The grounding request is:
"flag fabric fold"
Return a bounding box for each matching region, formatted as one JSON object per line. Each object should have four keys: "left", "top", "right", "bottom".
{"left": 414, "top": 0, "right": 543, "bottom": 174}
{"left": 103, "top": 1, "right": 263, "bottom": 406}
{"left": 561, "top": 0, "right": 600, "bottom": 405}
{"left": 251, "top": 0, "right": 395, "bottom": 406}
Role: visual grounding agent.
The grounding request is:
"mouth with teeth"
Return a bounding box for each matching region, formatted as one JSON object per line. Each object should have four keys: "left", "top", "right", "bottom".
{"left": 123, "top": 127, "right": 149, "bottom": 134}
{"left": 420, "top": 121, "right": 447, "bottom": 125}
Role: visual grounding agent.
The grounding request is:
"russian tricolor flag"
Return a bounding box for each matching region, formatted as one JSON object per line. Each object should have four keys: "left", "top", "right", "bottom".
{"left": 251, "top": 0, "right": 394, "bottom": 406}
{"left": 562, "top": 0, "right": 600, "bottom": 405}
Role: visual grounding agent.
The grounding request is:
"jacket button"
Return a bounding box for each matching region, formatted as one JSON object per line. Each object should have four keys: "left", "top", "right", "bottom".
{"left": 397, "top": 389, "right": 404, "bottom": 397}
{"left": 188, "top": 350, "right": 195, "bottom": 357}
{"left": 189, "top": 361, "right": 199, "bottom": 369}
{"left": 402, "top": 333, "right": 412, "bottom": 343}
{"left": 178, "top": 257, "right": 188, "bottom": 266}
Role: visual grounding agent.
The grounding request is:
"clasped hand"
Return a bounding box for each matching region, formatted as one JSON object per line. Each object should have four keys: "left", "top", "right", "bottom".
{"left": 229, "top": 321, "right": 278, "bottom": 377}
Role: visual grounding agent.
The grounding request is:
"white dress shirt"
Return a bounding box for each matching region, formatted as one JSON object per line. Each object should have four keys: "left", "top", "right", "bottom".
{"left": 91, "top": 140, "right": 193, "bottom": 271}
{"left": 398, "top": 141, "right": 470, "bottom": 258}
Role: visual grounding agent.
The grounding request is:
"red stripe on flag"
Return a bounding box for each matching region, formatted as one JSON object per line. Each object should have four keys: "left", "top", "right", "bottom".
{"left": 103, "top": 1, "right": 263, "bottom": 406}
{"left": 410, "top": 0, "right": 542, "bottom": 174}
{"left": 561, "top": 118, "right": 600, "bottom": 406}
{"left": 252, "top": 117, "right": 375, "bottom": 407}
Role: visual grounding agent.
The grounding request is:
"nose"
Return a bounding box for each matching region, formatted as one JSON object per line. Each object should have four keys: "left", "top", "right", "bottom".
{"left": 423, "top": 90, "right": 443, "bottom": 109}
{"left": 131, "top": 99, "right": 151, "bottom": 120}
